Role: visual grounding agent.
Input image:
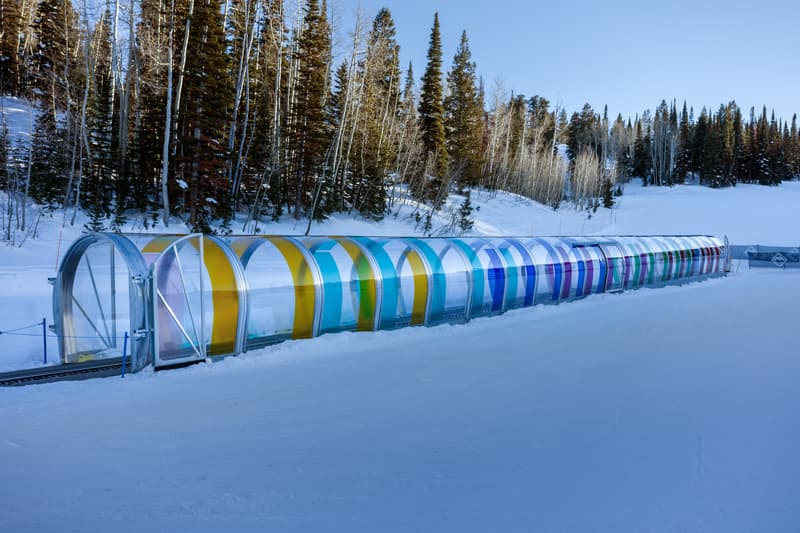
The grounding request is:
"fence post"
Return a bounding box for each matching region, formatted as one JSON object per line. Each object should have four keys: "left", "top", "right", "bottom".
{"left": 42, "top": 318, "right": 47, "bottom": 364}
{"left": 121, "top": 331, "right": 129, "bottom": 378}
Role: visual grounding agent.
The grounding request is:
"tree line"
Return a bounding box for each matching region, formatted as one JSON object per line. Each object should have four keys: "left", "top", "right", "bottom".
{"left": 0, "top": 0, "right": 798, "bottom": 238}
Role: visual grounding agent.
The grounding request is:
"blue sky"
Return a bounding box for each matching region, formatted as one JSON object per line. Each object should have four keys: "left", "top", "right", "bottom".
{"left": 330, "top": 0, "right": 799, "bottom": 122}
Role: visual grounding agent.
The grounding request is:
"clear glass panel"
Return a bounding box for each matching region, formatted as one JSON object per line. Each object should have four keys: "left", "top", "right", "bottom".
{"left": 67, "top": 242, "right": 130, "bottom": 362}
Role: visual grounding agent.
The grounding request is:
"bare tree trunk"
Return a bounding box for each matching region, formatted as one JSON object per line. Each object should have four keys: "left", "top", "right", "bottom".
{"left": 159, "top": 0, "right": 177, "bottom": 227}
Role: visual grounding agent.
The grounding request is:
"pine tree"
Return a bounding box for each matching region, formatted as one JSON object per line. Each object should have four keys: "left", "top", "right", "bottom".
{"left": 29, "top": 100, "right": 67, "bottom": 208}
{"left": 567, "top": 103, "right": 600, "bottom": 161}
{"left": 457, "top": 189, "right": 474, "bottom": 232}
{"left": 444, "top": 30, "right": 483, "bottom": 187}
{"left": 241, "top": 0, "right": 286, "bottom": 220}
{"left": 32, "top": 0, "right": 80, "bottom": 110}
{"left": 353, "top": 7, "right": 401, "bottom": 220}
{"left": 132, "top": 0, "right": 173, "bottom": 216}
{"left": 83, "top": 11, "right": 116, "bottom": 231}
{"left": 675, "top": 101, "right": 691, "bottom": 181}
{"left": 0, "top": 0, "right": 22, "bottom": 94}
{"left": 289, "top": 0, "right": 332, "bottom": 218}
{"left": 601, "top": 177, "right": 614, "bottom": 208}
{"left": 632, "top": 117, "right": 651, "bottom": 182}
{"left": 418, "top": 12, "right": 447, "bottom": 202}
{"left": 177, "top": 0, "right": 233, "bottom": 231}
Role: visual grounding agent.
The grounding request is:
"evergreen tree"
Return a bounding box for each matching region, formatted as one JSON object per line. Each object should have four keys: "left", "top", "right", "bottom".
{"left": 0, "top": 0, "right": 22, "bottom": 94}
{"left": 457, "top": 190, "right": 474, "bottom": 232}
{"left": 444, "top": 30, "right": 483, "bottom": 187}
{"left": 632, "top": 118, "right": 651, "bottom": 182}
{"left": 601, "top": 177, "right": 614, "bottom": 208}
{"left": 29, "top": 100, "right": 67, "bottom": 208}
{"left": 177, "top": 0, "right": 233, "bottom": 231}
{"left": 132, "top": 0, "right": 173, "bottom": 216}
{"left": 566, "top": 103, "right": 600, "bottom": 160}
{"left": 32, "top": 0, "right": 80, "bottom": 109}
{"left": 353, "top": 7, "right": 401, "bottom": 220}
{"left": 83, "top": 11, "right": 116, "bottom": 230}
{"left": 675, "top": 101, "right": 691, "bottom": 181}
{"left": 289, "top": 0, "right": 332, "bottom": 218}
{"left": 418, "top": 12, "right": 447, "bottom": 201}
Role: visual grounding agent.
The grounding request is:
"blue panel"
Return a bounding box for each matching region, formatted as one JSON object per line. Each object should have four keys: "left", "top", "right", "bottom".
{"left": 505, "top": 240, "right": 536, "bottom": 306}
{"left": 308, "top": 239, "right": 344, "bottom": 334}
{"left": 484, "top": 248, "right": 506, "bottom": 312}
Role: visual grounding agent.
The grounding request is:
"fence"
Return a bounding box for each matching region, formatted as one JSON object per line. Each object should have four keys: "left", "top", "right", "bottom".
{"left": 745, "top": 245, "right": 800, "bottom": 269}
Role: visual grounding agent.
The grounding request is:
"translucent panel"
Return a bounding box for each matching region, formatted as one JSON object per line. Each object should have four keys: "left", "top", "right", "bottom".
{"left": 149, "top": 235, "right": 244, "bottom": 366}
{"left": 231, "top": 236, "right": 314, "bottom": 347}
{"left": 459, "top": 238, "right": 508, "bottom": 316}
{"left": 298, "top": 237, "right": 378, "bottom": 335}
{"left": 599, "top": 243, "right": 626, "bottom": 292}
{"left": 65, "top": 242, "right": 131, "bottom": 362}
{"left": 569, "top": 243, "right": 606, "bottom": 296}
{"left": 153, "top": 239, "right": 205, "bottom": 363}
{"left": 201, "top": 238, "right": 243, "bottom": 356}
{"left": 524, "top": 238, "right": 563, "bottom": 304}
{"left": 356, "top": 238, "right": 429, "bottom": 330}
{"left": 494, "top": 239, "right": 536, "bottom": 310}
{"left": 416, "top": 239, "right": 471, "bottom": 323}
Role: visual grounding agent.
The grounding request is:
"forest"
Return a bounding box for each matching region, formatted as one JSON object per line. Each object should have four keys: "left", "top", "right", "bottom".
{"left": 1, "top": 0, "right": 798, "bottom": 238}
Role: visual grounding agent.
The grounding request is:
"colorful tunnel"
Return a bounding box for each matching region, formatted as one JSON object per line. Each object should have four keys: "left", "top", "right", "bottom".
{"left": 52, "top": 234, "right": 730, "bottom": 371}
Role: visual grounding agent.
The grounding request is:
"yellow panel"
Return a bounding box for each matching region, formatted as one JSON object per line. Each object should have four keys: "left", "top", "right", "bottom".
{"left": 336, "top": 238, "right": 377, "bottom": 331}
{"left": 142, "top": 236, "right": 182, "bottom": 254}
{"left": 202, "top": 238, "right": 240, "bottom": 356}
{"left": 406, "top": 250, "right": 428, "bottom": 326}
{"left": 267, "top": 238, "right": 316, "bottom": 339}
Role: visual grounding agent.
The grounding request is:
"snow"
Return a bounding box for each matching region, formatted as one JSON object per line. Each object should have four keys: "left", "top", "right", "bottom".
{"left": 1, "top": 94, "right": 799, "bottom": 529}
{"left": 1, "top": 269, "right": 799, "bottom": 532}
{"left": 0, "top": 95, "right": 36, "bottom": 147}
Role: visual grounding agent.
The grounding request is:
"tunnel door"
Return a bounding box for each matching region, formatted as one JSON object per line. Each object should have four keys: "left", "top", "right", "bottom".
{"left": 150, "top": 236, "right": 208, "bottom": 368}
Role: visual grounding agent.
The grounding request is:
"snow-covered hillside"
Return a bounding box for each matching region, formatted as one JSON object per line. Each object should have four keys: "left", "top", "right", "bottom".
{"left": 1, "top": 176, "right": 799, "bottom": 531}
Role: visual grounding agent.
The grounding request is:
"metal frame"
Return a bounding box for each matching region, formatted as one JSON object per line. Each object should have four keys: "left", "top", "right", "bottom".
{"left": 54, "top": 232, "right": 151, "bottom": 371}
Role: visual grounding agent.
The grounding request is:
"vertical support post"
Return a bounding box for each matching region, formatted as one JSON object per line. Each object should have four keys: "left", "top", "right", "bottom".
{"left": 121, "top": 331, "right": 129, "bottom": 378}
{"left": 199, "top": 236, "right": 206, "bottom": 359}
{"left": 111, "top": 243, "right": 117, "bottom": 347}
{"left": 42, "top": 317, "right": 47, "bottom": 364}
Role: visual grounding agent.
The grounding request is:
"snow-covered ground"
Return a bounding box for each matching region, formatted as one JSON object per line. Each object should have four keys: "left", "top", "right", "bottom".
{"left": 1, "top": 95, "right": 799, "bottom": 530}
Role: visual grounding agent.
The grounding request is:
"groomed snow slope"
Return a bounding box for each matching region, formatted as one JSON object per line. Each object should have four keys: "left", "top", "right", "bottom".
{"left": 1, "top": 182, "right": 799, "bottom": 532}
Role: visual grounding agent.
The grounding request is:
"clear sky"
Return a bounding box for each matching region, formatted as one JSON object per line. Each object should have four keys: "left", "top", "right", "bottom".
{"left": 329, "top": 0, "right": 799, "bottom": 122}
